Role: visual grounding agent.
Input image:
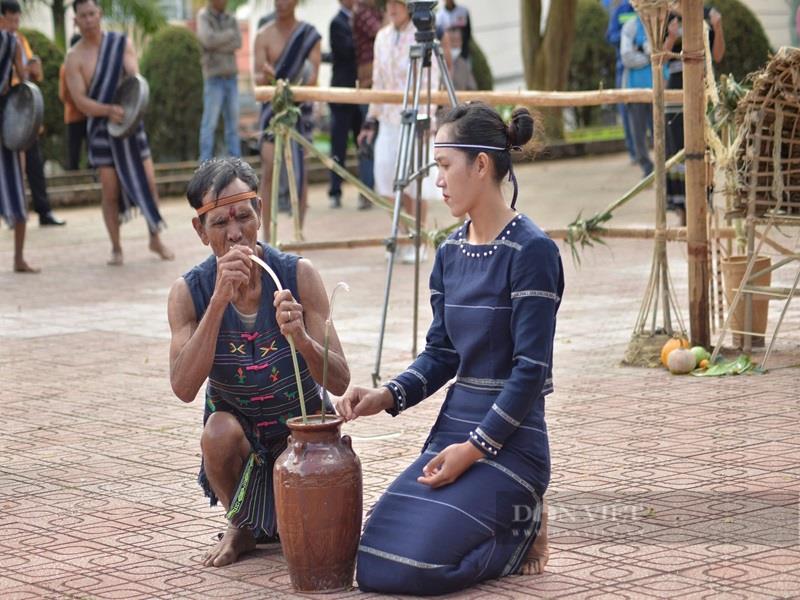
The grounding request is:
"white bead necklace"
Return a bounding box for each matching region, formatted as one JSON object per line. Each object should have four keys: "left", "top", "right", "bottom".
{"left": 457, "top": 214, "right": 523, "bottom": 259}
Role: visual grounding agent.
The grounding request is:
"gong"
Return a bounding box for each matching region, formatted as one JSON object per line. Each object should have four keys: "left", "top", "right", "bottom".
{"left": 108, "top": 74, "right": 149, "bottom": 139}
{"left": 1, "top": 81, "right": 44, "bottom": 152}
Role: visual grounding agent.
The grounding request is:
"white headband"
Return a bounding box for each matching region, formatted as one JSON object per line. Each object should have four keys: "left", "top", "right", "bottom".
{"left": 434, "top": 143, "right": 511, "bottom": 152}
{"left": 433, "top": 143, "right": 521, "bottom": 208}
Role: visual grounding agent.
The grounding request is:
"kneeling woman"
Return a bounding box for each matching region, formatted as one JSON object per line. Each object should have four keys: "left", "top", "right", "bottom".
{"left": 336, "top": 103, "right": 563, "bottom": 595}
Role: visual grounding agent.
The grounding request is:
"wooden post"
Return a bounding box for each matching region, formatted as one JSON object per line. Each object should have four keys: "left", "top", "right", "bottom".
{"left": 682, "top": 0, "right": 711, "bottom": 347}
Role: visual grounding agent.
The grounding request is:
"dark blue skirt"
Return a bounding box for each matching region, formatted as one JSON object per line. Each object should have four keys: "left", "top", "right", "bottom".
{"left": 356, "top": 385, "right": 549, "bottom": 595}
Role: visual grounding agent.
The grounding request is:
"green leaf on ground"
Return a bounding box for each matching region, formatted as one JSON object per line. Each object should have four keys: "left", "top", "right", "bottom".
{"left": 691, "top": 354, "right": 754, "bottom": 377}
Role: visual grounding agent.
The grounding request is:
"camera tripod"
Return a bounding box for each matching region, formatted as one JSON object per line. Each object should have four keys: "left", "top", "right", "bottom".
{"left": 372, "top": 3, "right": 459, "bottom": 386}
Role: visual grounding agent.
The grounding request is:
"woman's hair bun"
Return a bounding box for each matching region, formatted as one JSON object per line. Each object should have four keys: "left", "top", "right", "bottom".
{"left": 507, "top": 107, "right": 534, "bottom": 149}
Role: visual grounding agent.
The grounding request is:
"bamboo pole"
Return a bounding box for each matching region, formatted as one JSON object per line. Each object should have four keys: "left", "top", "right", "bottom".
{"left": 651, "top": 10, "right": 672, "bottom": 335}
{"left": 683, "top": 0, "right": 711, "bottom": 347}
{"left": 268, "top": 133, "right": 285, "bottom": 245}
{"left": 275, "top": 227, "right": 737, "bottom": 253}
{"left": 282, "top": 132, "right": 304, "bottom": 241}
{"left": 254, "top": 85, "right": 684, "bottom": 108}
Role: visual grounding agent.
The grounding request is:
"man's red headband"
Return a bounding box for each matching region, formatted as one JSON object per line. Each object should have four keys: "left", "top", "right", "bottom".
{"left": 195, "top": 191, "right": 258, "bottom": 217}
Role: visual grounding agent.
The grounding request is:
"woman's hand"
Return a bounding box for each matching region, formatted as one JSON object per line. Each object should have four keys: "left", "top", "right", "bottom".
{"left": 335, "top": 386, "right": 394, "bottom": 421}
{"left": 417, "top": 441, "right": 485, "bottom": 489}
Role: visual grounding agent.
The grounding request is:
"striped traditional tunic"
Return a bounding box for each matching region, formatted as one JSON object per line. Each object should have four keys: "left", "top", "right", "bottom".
{"left": 86, "top": 31, "right": 164, "bottom": 233}
{"left": 0, "top": 31, "right": 26, "bottom": 226}
{"left": 184, "top": 243, "right": 323, "bottom": 538}
{"left": 357, "top": 213, "right": 564, "bottom": 595}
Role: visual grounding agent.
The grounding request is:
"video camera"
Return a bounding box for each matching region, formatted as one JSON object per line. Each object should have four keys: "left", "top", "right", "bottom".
{"left": 408, "top": 1, "right": 437, "bottom": 43}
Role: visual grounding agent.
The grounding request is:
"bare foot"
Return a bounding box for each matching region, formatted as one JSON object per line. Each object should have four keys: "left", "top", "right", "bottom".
{"left": 520, "top": 502, "right": 549, "bottom": 575}
{"left": 149, "top": 237, "right": 175, "bottom": 261}
{"left": 13, "top": 260, "right": 40, "bottom": 274}
{"left": 202, "top": 524, "right": 256, "bottom": 567}
{"left": 107, "top": 250, "right": 123, "bottom": 266}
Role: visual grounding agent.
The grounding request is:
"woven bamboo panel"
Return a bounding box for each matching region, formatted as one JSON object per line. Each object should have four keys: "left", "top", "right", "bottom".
{"left": 732, "top": 47, "right": 800, "bottom": 217}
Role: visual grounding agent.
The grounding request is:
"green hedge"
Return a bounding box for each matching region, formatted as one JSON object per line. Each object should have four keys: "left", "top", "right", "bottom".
{"left": 140, "top": 26, "right": 204, "bottom": 162}
{"left": 20, "top": 29, "right": 65, "bottom": 166}
{"left": 568, "top": 0, "right": 616, "bottom": 127}
{"left": 469, "top": 38, "right": 493, "bottom": 91}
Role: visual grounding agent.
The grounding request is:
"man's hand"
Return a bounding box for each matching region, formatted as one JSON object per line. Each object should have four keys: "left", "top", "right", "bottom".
{"left": 107, "top": 104, "right": 125, "bottom": 124}
{"left": 273, "top": 289, "right": 308, "bottom": 343}
{"left": 213, "top": 245, "right": 253, "bottom": 305}
{"left": 335, "top": 386, "right": 394, "bottom": 421}
{"left": 28, "top": 56, "right": 43, "bottom": 82}
{"left": 417, "top": 442, "right": 484, "bottom": 489}
{"left": 262, "top": 61, "right": 276, "bottom": 81}
{"left": 666, "top": 16, "right": 680, "bottom": 41}
{"left": 357, "top": 128, "right": 375, "bottom": 147}
{"left": 709, "top": 8, "right": 722, "bottom": 30}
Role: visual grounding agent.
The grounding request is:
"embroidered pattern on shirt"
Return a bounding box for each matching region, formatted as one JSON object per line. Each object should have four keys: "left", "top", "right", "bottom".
{"left": 515, "top": 355, "right": 550, "bottom": 368}
{"left": 511, "top": 289, "right": 561, "bottom": 302}
{"left": 492, "top": 403, "right": 520, "bottom": 427}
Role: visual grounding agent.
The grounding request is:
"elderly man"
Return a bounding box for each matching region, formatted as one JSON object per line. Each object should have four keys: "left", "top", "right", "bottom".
{"left": 167, "top": 157, "right": 350, "bottom": 567}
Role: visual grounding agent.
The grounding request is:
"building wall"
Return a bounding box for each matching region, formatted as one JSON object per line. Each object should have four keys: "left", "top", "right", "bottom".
{"left": 20, "top": 2, "right": 54, "bottom": 39}
{"left": 745, "top": 0, "right": 793, "bottom": 48}
{"left": 158, "top": 0, "right": 193, "bottom": 21}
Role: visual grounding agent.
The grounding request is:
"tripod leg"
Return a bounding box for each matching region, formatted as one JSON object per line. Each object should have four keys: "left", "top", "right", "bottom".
{"left": 433, "top": 43, "right": 459, "bottom": 108}
{"left": 372, "top": 40, "right": 457, "bottom": 384}
{"left": 373, "top": 55, "right": 422, "bottom": 385}
{"left": 373, "top": 186, "right": 409, "bottom": 387}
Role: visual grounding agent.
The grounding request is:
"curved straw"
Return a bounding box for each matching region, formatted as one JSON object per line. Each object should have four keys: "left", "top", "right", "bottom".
{"left": 321, "top": 282, "right": 350, "bottom": 423}
{"left": 250, "top": 253, "right": 308, "bottom": 424}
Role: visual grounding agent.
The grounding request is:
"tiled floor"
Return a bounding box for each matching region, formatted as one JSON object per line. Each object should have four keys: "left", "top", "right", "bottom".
{"left": 1, "top": 154, "right": 798, "bottom": 598}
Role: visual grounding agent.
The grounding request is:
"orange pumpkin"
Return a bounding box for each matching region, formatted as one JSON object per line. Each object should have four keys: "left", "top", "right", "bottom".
{"left": 661, "top": 336, "right": 689, "bottom": 367}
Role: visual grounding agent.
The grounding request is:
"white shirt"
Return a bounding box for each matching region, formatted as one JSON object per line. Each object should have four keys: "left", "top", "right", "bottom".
{"left": 367, "top": 20, "right": 442, "bottom": 126}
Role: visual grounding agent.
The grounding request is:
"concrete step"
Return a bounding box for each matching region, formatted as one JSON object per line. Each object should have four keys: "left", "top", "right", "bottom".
{"left": 31, "top": 138, "right": 626, "bottom": 208}
{"left": 33, "top": 158, "right": 358, "bottom": 208}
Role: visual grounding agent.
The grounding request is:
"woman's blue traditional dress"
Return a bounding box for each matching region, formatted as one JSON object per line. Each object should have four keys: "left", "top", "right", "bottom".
{"left": 357, "top": 213, "right": 564, "bottom": 595}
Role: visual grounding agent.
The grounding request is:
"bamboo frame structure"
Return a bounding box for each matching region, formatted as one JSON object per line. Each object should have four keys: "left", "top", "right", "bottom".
{"left": 276, "top": 227, "right": 737, "bottom": 253}
{"left": 624, "top": 0, "right": 687, "bottom": 365}
{"left": 710, "top": 47, "right": 800, "bottom": 367}
{"left": 254, "top": 85, "right": 683, "bottom": 108}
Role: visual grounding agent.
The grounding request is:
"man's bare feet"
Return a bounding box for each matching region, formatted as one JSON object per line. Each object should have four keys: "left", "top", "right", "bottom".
{"left": 13, "top": 260, "right": 40, "bottom": 273}
{"left": 149, "top": 237, "right": 175, "bottom": 261}
{"left": 107, "top": 250, "right": 123, "bottom": 266}
{"left": 202, "top": 524, "right": 256, "bottom": 567}
{"left": 520, "top": 502, "right": 549, "bottom": 576}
